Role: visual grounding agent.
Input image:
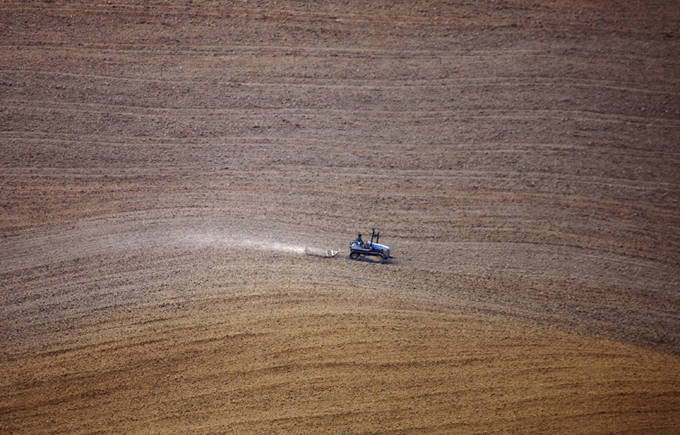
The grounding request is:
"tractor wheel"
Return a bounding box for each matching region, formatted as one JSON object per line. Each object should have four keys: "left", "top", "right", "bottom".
{"left": 349, "top": 251, "right": 360, "bottom": 260}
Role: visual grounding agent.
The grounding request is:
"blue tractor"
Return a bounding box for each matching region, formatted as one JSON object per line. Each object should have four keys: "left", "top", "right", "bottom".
{"left": 349, "top": 228, "right": 393, "bottom": 262}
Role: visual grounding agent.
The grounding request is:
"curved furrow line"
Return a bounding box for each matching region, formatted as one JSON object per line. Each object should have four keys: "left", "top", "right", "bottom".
{"left": 3, "top": 100, "right": 678, "bottom": 129}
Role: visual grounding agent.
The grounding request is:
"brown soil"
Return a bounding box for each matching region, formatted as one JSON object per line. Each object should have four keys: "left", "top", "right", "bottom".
{"left": 1, "top": 0, "right": 680, "bottom": 433}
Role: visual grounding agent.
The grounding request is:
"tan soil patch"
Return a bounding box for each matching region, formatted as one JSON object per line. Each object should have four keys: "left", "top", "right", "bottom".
{"left": 3, "top": 305, "right": 680, "bottom": 434}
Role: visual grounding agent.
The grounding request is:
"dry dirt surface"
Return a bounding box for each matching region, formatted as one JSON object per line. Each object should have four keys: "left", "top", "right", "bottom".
{"left": 2, "top": 0, "right": 680, "bottom": 433}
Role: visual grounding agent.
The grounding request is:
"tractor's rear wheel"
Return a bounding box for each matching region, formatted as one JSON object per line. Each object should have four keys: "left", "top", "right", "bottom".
{"left": 349, "top": 251, "right": 360, "bottom": 260}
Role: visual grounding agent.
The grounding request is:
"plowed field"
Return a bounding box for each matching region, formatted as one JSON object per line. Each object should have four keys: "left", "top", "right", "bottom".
{"left": 2, "top": 0, "right": 680, "bottom": 433}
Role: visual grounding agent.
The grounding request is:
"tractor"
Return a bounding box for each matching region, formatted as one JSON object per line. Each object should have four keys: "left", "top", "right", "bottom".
{"left": 349, "top": 228, "right": 393, "bottom": 262}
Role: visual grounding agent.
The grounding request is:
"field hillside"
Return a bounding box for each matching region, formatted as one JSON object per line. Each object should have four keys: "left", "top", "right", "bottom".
{"left": 2, "top": 0, "right": 679, "bottom": 433}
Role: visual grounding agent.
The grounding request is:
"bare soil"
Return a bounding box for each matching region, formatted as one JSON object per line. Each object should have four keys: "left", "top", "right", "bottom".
{"left": 1, "top": 0, "right": 680, "bottom": 433}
